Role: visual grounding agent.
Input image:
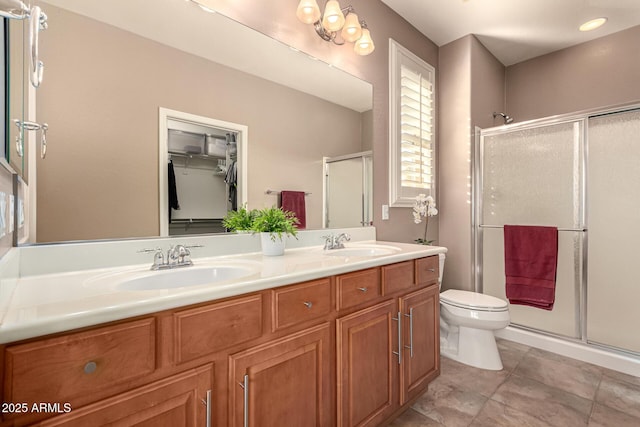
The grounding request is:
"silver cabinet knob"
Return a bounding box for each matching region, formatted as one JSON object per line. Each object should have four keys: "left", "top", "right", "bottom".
{"left": 303, "top": 301, "right": 313, "bottom": 309}
{"left": 357, "top": 287, "right": 368, "bottom": 293}
{"left": 84, "top": 361, "right": 97, "bottom": 374}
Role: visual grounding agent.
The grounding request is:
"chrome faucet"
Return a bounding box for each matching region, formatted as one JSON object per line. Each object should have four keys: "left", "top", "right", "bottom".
{"left": 151, "top": 244, "right": 194, "bottom": 270}
{"left": 322, "top": 233, "right": 351, "bottom": 250}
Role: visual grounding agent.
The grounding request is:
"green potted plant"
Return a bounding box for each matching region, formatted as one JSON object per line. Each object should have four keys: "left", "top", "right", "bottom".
{"left": 222, "top": 205, "right": 257, "bottom": 232}
{"left": 250, "top": 207, "right": 299, "bottom": 256}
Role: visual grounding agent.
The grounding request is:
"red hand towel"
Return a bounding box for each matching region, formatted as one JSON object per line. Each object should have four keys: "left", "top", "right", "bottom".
{"left": 281, "top": 191, "right": 306, "bottom": 230}
{"left": 504, "top": 225, "right": 558, "bottom": 310}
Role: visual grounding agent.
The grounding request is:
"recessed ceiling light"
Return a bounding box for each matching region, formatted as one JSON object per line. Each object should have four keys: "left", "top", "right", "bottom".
{"left": 579, "top": 17, "right": 607, "bottom": 32}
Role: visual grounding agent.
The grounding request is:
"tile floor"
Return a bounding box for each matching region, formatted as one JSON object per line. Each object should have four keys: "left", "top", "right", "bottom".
{"left": 390, "top": 339, "right": 640, "bottom": 427}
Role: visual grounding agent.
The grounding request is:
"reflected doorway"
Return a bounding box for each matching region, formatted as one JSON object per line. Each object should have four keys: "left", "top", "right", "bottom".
{"left": 323, "top": 151, "right": 372, "bottom": 228}
{"left": 159, "top": 108, "right": 247, "bottom": 236}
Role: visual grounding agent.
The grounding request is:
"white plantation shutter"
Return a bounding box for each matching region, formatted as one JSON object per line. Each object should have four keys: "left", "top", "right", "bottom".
{"left": 389, "top": 39, "right": 436, "bottom": 207}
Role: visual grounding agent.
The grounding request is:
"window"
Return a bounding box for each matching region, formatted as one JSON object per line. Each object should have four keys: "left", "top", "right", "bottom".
{"left": 389, "top": 39, "right": 435, "bottom": 207}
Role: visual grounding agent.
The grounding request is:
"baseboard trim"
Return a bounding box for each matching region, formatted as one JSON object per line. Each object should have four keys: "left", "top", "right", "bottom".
{"left": 496, "top": 326, "right": 640, "bottom": 377}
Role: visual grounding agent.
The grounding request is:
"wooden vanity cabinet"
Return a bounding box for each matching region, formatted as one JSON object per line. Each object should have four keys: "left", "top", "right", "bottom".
{"left": 336, "top": 300, "right": 399, "bottom": 427}
{"left": 336, "top": 258, "right": 440, "bottom": 427}
{"left": 399, "top": 284, "right": 439, "bottom": 404}
{"left": 228, "top": 323, "right": 331, "bottom": 427}
{"left": 3, "top": 318, "right": 157, "bottom": 425}
{"left": 33, "top": 364, "right": 213, "bottom": 427}
{"left": 1, "top": 255, "right": 440, "bottom": 427}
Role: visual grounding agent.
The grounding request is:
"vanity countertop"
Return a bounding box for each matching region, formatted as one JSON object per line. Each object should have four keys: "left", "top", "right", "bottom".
{"left": 0, "top": 240, "right": 446, "bottom": 344}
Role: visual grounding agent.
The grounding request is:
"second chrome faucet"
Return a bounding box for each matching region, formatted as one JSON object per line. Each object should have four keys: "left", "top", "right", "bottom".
{"left": 323, "top": 233, "right": 351, "bottom": 250}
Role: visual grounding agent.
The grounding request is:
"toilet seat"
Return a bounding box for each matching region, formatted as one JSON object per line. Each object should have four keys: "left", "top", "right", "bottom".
{"left": 440, "top": 289, "right": 508, "bottom": 312}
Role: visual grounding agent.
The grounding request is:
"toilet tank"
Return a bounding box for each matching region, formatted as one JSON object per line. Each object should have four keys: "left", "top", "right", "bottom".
{"left": 438, "top": 253, "right": 445, "bottom": 289}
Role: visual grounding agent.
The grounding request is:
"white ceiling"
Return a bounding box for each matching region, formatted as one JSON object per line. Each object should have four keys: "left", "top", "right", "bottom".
{"left": 380, "top": 0, "right": 640, "bottom": 65}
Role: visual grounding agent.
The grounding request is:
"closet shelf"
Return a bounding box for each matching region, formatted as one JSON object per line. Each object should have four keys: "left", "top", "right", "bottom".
{"left": 169, "top": 150, "right": 225, "bottom": 161}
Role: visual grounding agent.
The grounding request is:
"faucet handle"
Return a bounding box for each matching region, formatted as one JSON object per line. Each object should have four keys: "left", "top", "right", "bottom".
{"left": 151, "top": 249, "right": 165, "bottom": 270}
{"left": 322, "top": 235, "right": 334, "bottom": 249}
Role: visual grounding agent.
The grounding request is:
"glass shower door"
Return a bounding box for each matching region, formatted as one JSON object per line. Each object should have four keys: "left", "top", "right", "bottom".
{"left": 587, "top": 109, "right": 640, "bottom": 353}
{"left": 324, "top": 152, "right": 372, "bottom": 228}
{"left": 478, "top": 120, "right": 584, "bottom": 338}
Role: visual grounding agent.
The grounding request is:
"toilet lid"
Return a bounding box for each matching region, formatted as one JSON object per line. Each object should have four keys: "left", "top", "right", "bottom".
{"left": 440, "top": 289, "right": 508, "bottom": 312}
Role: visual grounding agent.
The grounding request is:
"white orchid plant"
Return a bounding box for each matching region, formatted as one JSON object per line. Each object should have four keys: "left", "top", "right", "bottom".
{"left": 412, "top": 194, "right": 438, "bottom": 245}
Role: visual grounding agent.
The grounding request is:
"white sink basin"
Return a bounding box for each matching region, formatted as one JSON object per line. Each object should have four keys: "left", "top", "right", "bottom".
{"left": 94, "top": 265, "right": 258, "bottom": 291}
{"left": 323, "top": 245, "right": 401, "bottom": 257}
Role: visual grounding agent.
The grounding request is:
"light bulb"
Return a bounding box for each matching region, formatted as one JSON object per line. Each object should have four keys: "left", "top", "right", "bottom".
{"left": 354, "top": 28, "right": 375, "bottom": 56}
{"left": 296, "top": 0, "right": 321, "bottom": 24}
{"left": 579, "top": 17, "right": 607, "bottom": 32}
{"left": 322, "top": 0, "right": 345, "bottom": 32}
{"left": 341, "top": 12, "right": 362, "bottom": 43}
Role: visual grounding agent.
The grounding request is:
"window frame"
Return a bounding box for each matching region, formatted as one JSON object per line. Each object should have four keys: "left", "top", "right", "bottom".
{"left": 388, "top": 38, "right": 436, "bottom": 207}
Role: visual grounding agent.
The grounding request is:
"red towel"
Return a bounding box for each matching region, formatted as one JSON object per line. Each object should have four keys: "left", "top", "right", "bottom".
{"left": 281, "top": 191, "right": 306, "bottom": 230}
{"left": 504, "top": 225, "right": 558, "bottom": 310}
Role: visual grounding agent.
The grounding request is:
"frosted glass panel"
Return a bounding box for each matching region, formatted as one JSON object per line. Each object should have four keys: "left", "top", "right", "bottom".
{"left": 587, "top": 109, "right": 640, "bottom": 353}
{"left": 482, "top": 121, "right": 582, "bottom": 228}
{"left": 326, "top": 158, "right": 364, "bottom": 228}
{"left": 482, "top": 228, "right": 580, "bottom": 338}
{"left": 479, "top": 120, "right": 584, "bottom": 337}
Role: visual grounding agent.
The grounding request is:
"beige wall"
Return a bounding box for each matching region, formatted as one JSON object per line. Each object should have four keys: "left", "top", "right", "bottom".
{"left": 36, "top": 5, "right": 365, "bottom": 242}
{"left": 506, "top": 25, "right": 640, "bottom": 122}
{"left": 212, "top": 0, "right": 440, "bottom": 245}
{"left": 439, "top": 35, "right": 505, "bottom": 291}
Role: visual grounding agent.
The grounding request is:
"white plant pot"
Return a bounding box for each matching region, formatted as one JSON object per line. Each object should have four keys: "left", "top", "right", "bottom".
{"left": 260, "top": 233, "right": 286, "bottom": 256}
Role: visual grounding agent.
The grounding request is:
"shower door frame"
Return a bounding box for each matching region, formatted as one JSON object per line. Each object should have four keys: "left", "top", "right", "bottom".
{"left": 474, "top": 116, "right": 588, "bottom": 342}
{"left": 322, "top": 150, "right": 373, "bottom": 229}
{"left": 473, "top": 101, "right": 640, "bottom": 351}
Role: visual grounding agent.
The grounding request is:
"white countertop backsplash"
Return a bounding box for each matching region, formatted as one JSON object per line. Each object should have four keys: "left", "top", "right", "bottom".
{"left": 0, "top": 227, "right": 446, "bottom": 344}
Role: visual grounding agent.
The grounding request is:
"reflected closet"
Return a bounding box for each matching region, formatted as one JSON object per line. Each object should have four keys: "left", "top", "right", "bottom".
{"left": 167, "top": 119, "right": 237, "bottom": 235}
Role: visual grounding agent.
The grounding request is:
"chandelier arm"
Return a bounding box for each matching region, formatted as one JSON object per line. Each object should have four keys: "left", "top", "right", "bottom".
{"left": 314, "top": 21, "right": 335, "bottom": 42}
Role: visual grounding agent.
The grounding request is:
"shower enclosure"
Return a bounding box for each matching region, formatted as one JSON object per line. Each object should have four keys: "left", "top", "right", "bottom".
{"left": 475, "top": 104, "right": 640, "bottom": 356}
{"left": 323, "top": 151, "right": 373, "bottom": 229}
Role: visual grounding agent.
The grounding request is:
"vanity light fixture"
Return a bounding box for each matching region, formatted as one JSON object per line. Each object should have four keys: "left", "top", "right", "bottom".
{"left": 296, "top": 0, "right": 375, "bottom": 56}
{"left": 579, "top": 17, "right": 607, "bottom": 32}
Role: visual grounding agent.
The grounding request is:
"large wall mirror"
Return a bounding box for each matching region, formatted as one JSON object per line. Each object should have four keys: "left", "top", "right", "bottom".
{"left": 24, "top": 0, "right": 372, "bottom": 244}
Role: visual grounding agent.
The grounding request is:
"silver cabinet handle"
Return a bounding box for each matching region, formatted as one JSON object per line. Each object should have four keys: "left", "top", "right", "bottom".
{"left": 303, "top": 301, "right": 313, "bottom": 309}
{"left": 357, "top": 287, "right": 368, "bottom": 293}
{"left": 427, "top": 268, "right": 436, "bottom": 272}
{"left": 238, "top": 374, "right": 248, "bottom": 427}
{"left": 404, "top": 308, "right": 414, "bottom": 358}
{"left": 201, "top": 390, "right": 212, "bottom": 427}
{"left": 392, "top": 311, "right": 402, "bottom": 365}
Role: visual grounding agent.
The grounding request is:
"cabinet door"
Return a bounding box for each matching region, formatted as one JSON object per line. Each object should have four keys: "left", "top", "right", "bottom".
{"left": 336, "top": 300, "right": 399, "bottom": 427}
{"left": 229, "top": 323, "right": 331, "bottom": 427}
{"left": 399, "top": 285, "right": 440, "bottom": 404}
{"left": 37, "top": 364, "right": 213, "bottom": 427}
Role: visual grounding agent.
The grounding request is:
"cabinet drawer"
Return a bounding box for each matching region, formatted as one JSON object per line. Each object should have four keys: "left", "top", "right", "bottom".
{"left": 4, "top": 318, "right": 156, "bottom": 406}
{"left": 174, "top": 294, "right": 263, "bottom": 364}
{"left": 416, "top": 256, "right": 439, "bottom": 286}
{"left": 272, "top": 278, "right": 331, "bottom": 331}
{"left": 336, "top": 268, "right": 381, "bottom": 310}
{"left": 381, "top": 260, "right": 415, "bottom": 295}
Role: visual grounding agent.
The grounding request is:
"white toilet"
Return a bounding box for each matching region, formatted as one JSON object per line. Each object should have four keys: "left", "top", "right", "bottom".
{"left": 438, "top": 253, "right": 510, "bottom": 370}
